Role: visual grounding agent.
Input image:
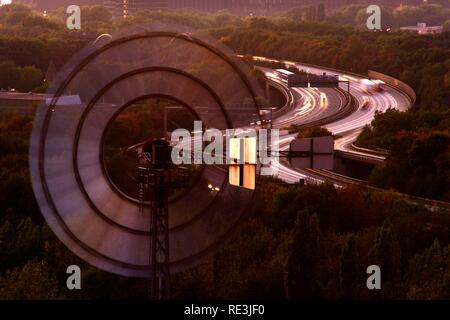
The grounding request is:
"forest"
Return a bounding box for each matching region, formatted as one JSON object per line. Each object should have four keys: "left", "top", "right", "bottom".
{"left": 0, "top": 3, "right": 449, "bottom": 299}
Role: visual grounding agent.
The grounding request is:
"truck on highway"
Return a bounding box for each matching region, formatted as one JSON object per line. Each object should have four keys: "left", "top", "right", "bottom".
{"left": 360, "top": 79, "right": 385, "bottom": 94}
{"left": 275, "top": 69, "right": 295, "bottom": 83}
{"left": 372, "top": 79, "right": 385, "bottom": 92}
{"left": 360, "top": 79, "right": 376, "bottom": 94}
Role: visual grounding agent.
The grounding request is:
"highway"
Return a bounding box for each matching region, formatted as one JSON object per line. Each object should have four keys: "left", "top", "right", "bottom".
{"left": 0, "top": 92, "right": 53, "bottom": 101}
{"left": 255, "top": 57, "right": 412, "bottom": 185}
{"left": 263, "top": 69, "right": 347, "bottom": 129}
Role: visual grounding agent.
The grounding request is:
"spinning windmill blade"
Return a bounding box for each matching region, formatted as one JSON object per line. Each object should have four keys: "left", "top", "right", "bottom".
{"left": 29, "top": 24, "right": 264, "bottom": 280}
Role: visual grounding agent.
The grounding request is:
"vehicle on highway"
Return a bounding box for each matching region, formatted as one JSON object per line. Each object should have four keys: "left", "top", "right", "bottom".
{"left": 360, "top": 79, "right": 377, "bottom": 94}
{"left": 361, "top": 96, "right": 370, "bottom": 109}
{"left": 372, "top": 79, "right": 385, "bottom": 92}
{"left": 275, "top": 69, "right": 294, "bottom": 83}
{"left": 360, "top": 79, "right": 385, "bottom": 94}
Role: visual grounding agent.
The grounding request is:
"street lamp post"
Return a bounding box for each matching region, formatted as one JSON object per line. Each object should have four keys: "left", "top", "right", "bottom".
{"left": 270, "top": 107, "right": 276, "bottom": 129}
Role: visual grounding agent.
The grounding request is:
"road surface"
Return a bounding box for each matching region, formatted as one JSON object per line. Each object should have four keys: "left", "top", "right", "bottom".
{"left": 257, "top": 57, "right": 412, "bottom": 184}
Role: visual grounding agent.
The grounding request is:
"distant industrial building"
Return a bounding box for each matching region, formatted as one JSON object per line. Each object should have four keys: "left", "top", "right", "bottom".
{"left": 400, "top": 22, "right": 443, "bottom": 35}
{"left": 103, "top": 0, "right": 169, "bottom": 18}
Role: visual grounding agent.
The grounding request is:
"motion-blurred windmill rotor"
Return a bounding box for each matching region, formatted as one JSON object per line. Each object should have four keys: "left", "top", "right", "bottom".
{"left": 30, "top": 24, "right": 264, "bottom": 280}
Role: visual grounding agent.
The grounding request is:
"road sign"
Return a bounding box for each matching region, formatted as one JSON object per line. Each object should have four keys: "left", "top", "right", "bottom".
{"left": 289, "top": 136, "right": 334, "bottom": 170}
{"left": 45, "top": 95, "right": 82, "bottom": 106}
{"left": 288, "top": 74, "right": 339, "bottom": 88}
{"left": 229, "top": 136, "right": 257, "bottom": 190}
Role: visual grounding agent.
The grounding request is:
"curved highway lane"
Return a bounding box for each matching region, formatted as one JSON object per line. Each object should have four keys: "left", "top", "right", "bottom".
{"left": 260, "top": 58, "right": 412, "bottom": 184}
